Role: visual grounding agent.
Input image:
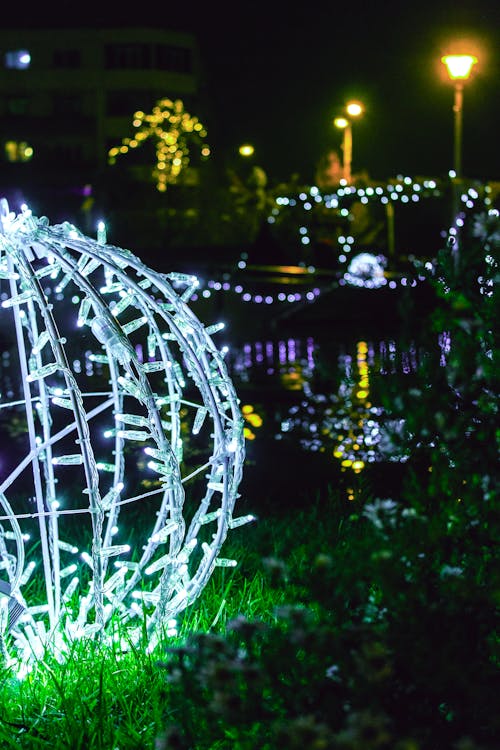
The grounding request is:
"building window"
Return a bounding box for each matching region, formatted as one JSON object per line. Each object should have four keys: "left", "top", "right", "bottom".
{"left": 4, "top": 49, "right": 31, "bottom": 70}
{"left": 105, "top": 44, "right": 152, "bottom": 69}
{"left": 6, "top": 96, "right": 30, "bottom": 115}
{"left": 156, "top": 44, "right": 192, "bottom": 73}
{"left": 52, "top": 94, "right": 83, "bottom": 116}
{"left": 106, "top": 90, "right": 156, "bottom": 117}
{"left": 104, "top": 43, "right": 192, "bottom": 72}
{"left": 5, "top": 141, "right": 33, "bottom": 162}
{"left": 53, "top": 49, "right": 81, "bottom": 68}
{"left": 50, "top": 144, "right": 84, "bottom": 164}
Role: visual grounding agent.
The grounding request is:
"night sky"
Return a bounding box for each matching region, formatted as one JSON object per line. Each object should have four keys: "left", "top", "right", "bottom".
{"left": 3, "top": 0, "right": 499, "bottom": 185}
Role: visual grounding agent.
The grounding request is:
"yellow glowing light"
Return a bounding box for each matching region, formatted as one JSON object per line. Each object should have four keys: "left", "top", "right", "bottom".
{"left": 441, "top": 54, "right": 478, "bottom": 80}
{"left": 281, "top": 371, "right": 304, "bottom": 390}
{"left": 5, "top": 142, "right": 19, "bottom": 162}
{"left": 346, "top": 101, "right": 363, "bottom": 117}
{"left": 239, "top": 143, "right": 255, "bottom": 157}
{"left": 108, "top": 98, "right": 209, "bottom": 189}
{"left": 6, "top": 141, "right": 35, "bottom": 162}
{"left": 356, "top": 390, "right": 368, "bottom": 399}
{"left": 246, "top": 413, "right": 263, "bottom": 428}
{"left": 334, "top": 117, "right": 349, "bottom": 129}
{"left": 352, "top": 460, "right": 365, "bottom": 472}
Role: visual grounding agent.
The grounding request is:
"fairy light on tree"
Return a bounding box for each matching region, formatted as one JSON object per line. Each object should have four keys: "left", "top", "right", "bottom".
{"left": 0, "top": 198, "right": 248, "bottom": 673}
{"left": 107, "top": 98, "right": 210, "bottom": 192}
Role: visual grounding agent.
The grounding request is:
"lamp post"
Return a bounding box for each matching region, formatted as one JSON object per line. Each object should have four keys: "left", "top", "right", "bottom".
{"left": 334, "top": 117, "right": 351, "bottom": 182}
{"left": 441, "top": 54, "right": 478, "bottom": 177}
{"left": 333, "top": 100, "right": 364, "bottom": 183}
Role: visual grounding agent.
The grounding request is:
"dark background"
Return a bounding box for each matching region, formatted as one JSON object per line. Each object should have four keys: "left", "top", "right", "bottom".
{"left": 3, "top": 1, "right": 499, "bottom": 185}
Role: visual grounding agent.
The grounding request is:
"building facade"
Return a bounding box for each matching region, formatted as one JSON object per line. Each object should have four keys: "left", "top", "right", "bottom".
{"left": 0, "top": 26, "right": 202, "bottom": 220}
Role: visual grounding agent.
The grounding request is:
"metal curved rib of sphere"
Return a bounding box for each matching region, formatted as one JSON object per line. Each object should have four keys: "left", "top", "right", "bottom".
{"left": 0, "top": 202, "right": 246, "bottom": 669}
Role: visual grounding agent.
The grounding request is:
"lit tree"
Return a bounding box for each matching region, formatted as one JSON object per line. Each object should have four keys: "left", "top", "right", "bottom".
{"left": 108, "top": 98, "right": 210, "bottom": 192}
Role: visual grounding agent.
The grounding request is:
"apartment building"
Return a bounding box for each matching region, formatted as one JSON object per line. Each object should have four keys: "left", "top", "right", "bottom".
{"left": 0, "top": 25, "right": 202, "bottom": 215}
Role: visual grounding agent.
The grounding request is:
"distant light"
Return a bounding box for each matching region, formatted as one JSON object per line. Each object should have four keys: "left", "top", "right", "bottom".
{"left": 239, "top": 143, "right": 254, "bottom": 157}
{"left": 334, "top": 117, "right": 349, "bottom": 129}
{"left": 5, "top": 49, "right": 31, "bottom": 69}
{"left": 346, "top": 101, "right": 363, "bottom": 117}
{"left": 5, "top": 141, "right": 33, "bottom": 163}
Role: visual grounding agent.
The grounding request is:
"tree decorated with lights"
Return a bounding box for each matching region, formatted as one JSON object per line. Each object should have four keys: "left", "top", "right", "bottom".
{"left": 108, "top": 98, "right": 210, "bottom": 191}
{"left": 0, "top": 199, "right": 247, "bottom": 674}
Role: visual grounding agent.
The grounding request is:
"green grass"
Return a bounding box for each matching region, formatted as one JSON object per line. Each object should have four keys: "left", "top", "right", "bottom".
{"left": 0, "top": 497, "right": 343, "bottom": 749}
{"left": 0, "top": 490, "right": 356, "bottom": 748}
{"left": 1, "top": 481, "right": 497, "bottom": 750}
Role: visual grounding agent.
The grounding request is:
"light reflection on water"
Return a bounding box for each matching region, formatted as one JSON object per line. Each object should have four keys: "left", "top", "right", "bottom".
{"left": 0, "top": 330, "right": 445, "bottom": 481}
{"left": 274, "top": 340, "right": 405, "bottom": 475}
{"left": 228, "top": 335, "right": 424, "bottom": 384}
{"left": 223, "top": 333, "right": 439, "bottom": 479}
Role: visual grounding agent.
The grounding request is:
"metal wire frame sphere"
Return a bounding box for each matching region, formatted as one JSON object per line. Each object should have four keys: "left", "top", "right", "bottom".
{"left": 0, "top": 200, "right": 247, "bottom": 669}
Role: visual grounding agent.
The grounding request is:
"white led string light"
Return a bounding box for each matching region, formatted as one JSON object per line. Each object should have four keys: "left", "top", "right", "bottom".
{"left": 267, "top": 177, "right": 493, "bottom": 285}
{"left": 0, "top": 199, "right": 247, "bottom": 672}
{"left": 268, "top": 178, "right": 445, "bottom": 253}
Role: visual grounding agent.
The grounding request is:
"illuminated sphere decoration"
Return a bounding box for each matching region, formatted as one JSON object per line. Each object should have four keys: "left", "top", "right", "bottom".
{"left": 343, "top": 252, "right": 387, "bottom": 289}
{"left": 0, "top": 199, "right": 247, "bottom": 672}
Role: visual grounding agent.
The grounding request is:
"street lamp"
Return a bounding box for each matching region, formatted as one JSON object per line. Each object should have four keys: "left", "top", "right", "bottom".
{"left": 441, "top": 54, "right": 478, "bottom": 177}
{"left": 333, "top": 100, "right": 364, "bottom": 183}
{"left": 346, "top": 101, "right": 363, "bottom": 118}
